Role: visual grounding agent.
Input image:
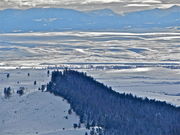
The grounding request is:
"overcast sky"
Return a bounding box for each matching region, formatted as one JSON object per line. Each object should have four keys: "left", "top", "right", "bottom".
{"left": 0, "top": 0, "right": 180, "bottom": 13}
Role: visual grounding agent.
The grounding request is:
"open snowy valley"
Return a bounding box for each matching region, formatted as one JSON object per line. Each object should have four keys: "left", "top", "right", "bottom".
{"left": 0, "top": 31, "right": 180, "bottom": 66}
{"left": 0, "top": 31, "right": 180, "bottom": 105}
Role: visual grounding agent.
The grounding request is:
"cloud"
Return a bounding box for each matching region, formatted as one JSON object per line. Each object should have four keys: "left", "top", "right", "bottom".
{"left": 82, "top": 0, "right": 122, "bottom": 4}
{"left": 0, "top": 0, "right": 180, "bottom": 13}
{"left": 131, "top": 0, "right": 162, "bottom": 4}
{"left": 125, "top": 4, "right": 152, "bottom": 7}
{"left": 157, "top": 4, "right": 180, "bottom": 9}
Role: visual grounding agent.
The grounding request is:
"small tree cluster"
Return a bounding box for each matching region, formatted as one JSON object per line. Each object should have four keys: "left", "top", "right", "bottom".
{"left": 17, "top": 87, "right": 25, "bottom": 96}
{"left": 73, "top": 123, "right": 78, "bottom": 129}
{"left": 4, "top": 87, "right": 12, "bottom": 98}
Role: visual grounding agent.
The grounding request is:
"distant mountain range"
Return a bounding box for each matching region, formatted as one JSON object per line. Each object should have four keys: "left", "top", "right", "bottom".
{"left": 0, "top": 6, "right": 180, "bottom": 33}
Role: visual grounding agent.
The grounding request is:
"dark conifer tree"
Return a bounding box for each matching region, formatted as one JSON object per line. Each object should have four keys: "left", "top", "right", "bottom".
{"left": 34, "top": 81, "right": 37, "bottom": 85}
{"left": 6, "top": 73, "right": 10, "bottom": 78}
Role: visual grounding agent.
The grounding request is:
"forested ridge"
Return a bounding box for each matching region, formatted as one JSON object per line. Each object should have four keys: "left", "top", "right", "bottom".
{"left": 47, "top": 69, "right": 180, "bottom": 135}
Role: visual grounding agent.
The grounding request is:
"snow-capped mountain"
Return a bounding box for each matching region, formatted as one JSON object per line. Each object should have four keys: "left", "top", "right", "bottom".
{"left": 0, "top": 6, "right": 179, "bottom": 33}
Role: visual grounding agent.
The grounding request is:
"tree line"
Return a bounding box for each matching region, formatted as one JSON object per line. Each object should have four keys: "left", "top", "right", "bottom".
{"left": 47, "top": 69, "right": 180, "bottom": 135}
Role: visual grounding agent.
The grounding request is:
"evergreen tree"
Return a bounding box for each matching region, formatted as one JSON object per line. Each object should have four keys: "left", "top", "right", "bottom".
{"left": 34, "top": 81, "right": 37, "bottom": 85}
{"left": 6, "top": 73, "right": 10, "bottom": 78}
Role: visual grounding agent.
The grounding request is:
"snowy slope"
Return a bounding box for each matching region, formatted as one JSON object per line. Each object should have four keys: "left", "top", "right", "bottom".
{"left": 0, "top": 69, "right": 89, "bottom": 135}
{"left": 0, "top": 91, "right": 88, "bottom": 135}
